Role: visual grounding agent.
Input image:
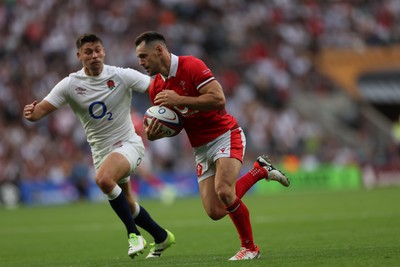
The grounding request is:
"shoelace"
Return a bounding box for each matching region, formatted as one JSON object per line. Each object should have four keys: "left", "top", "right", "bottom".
{"left": 129, "top": 236, "right": 140, "bottom": 247}
{"left": 234, "top": 248, "right": 248, "bottom": 259}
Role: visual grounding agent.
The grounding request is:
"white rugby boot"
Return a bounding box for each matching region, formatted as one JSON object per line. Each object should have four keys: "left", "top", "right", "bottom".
{"left": 254, "top": 155, "right": 290, "bottom": 187}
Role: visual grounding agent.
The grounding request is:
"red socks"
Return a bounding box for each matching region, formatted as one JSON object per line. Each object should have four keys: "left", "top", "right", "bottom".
{"left": 235, "top": 165, "right": 267, "bottom": 199}
{"left": 226, "top": 197, "right": 256, "bottom": 250}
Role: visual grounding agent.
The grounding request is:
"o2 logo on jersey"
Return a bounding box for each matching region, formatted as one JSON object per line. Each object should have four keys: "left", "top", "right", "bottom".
{"left": 89, "top": 101, "right": 113, "bottom": 120}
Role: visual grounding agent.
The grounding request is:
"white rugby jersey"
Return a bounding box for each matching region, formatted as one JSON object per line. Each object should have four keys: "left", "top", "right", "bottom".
{"left": 44, "top": 64, "right": 150, "bottom": 155}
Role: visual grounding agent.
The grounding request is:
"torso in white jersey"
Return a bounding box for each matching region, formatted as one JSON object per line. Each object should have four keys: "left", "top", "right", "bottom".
{"left": 44, "top": 64, "right": 150, "bottom": 156}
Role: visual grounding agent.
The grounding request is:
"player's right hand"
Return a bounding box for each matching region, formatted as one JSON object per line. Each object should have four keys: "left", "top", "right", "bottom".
{"left": 144, "top": 117, "right": 165, "bottom": 141}
{"left": 23, "top": 100, "right": 37, "bottom": 120}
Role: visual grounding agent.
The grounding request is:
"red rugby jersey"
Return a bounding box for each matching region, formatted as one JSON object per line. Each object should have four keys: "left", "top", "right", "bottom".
{"left": 149, "top": 54, "right": 238, "bottom": 147}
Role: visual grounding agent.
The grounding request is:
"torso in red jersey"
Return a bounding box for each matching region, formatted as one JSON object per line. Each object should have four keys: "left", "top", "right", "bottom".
{"left": 149, "top": 54, "right": 238, "bottom": 147}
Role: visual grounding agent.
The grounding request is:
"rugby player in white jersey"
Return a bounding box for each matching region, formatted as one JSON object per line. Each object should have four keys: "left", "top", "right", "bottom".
{"left": 23, "top": 33, "right": 175, "bottom": 259}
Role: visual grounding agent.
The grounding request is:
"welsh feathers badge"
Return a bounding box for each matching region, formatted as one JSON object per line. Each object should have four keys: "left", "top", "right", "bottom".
{"left": 107, "top": 80, "right": 115, "bottom": 90}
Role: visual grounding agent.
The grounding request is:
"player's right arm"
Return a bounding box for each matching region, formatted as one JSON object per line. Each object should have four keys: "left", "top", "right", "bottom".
{"left": 24, "top": 76, "right": 70, "bottom": 122}
{"left": 23, "top": 100, "right": 57, "bottom": 122}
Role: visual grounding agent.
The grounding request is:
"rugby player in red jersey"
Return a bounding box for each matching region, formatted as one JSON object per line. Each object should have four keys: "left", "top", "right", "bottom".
{"left": 135, "top": 31, "right": 290, "bottom": 261}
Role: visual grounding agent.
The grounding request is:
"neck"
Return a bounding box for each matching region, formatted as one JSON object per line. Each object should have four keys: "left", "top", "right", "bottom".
{"left": 160, "top": 53, "right": 171, "bottom": 77}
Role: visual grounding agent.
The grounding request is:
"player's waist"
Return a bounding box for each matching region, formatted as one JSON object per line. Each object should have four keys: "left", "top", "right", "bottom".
{"left": 88, "top": 131, "right": 142, "bottom": 155}
{"left": 186, "top": 123, "right": 239, "bottom": 147}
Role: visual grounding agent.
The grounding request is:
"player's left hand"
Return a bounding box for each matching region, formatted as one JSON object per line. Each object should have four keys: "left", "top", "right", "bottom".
{"left": 154, "top": 89, "right": 181, "bottom": 106}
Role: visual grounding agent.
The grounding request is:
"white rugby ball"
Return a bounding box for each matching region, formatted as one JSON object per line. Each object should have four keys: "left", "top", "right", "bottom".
{"left": 144, "top": 106, "right": 183, "bottom": 137}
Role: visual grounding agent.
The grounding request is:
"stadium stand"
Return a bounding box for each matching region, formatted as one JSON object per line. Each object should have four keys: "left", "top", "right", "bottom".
{"left": 1, "top": 0, "right": 399, "bottom": 205}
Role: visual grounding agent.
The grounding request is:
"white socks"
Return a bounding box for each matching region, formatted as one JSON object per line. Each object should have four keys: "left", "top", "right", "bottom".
{"left": 106, "top": 185, "right": 122, "bottom": 200}
{"left": 132, "top": 202, "right": 141, "bottom": 219}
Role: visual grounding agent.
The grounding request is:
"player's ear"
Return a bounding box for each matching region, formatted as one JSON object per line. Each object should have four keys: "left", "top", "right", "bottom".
{"left": 155, "top": 44, "right": 164, "bottom": 55}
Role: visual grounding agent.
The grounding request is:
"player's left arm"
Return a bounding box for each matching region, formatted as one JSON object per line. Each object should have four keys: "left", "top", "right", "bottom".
{"left": 124, "top": 67, "right": 152, "bottom": 94}
{"left": 154, "top": 80, "right": 226, "bottom": 111}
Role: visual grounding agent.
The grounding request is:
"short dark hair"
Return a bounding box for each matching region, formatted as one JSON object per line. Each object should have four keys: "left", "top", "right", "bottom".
{"left": 76, "top": 33, "right": 103, "bottom": 49}
{"left": 134, "top": 31, "right": 167, "bottom": 47}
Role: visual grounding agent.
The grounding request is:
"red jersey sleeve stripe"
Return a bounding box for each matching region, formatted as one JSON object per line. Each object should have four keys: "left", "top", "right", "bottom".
{"left": 196, "top": 77, "right": 215, "bottom": 90}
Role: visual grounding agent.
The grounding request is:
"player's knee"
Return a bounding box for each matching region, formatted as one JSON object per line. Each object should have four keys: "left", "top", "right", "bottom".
{"left": 215, "top": 184, "right": 234, "bottom": 204}
{"left": 209, "top": 214, "right": 223, "bottom": 221}
{"left": 95, "top": 175, "right": 114, "bottom": 193}
{"left": 206, "top": 209, "right": 226, "bottom": 220}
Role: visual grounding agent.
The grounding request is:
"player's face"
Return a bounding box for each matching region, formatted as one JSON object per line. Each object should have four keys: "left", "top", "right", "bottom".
{"left": 77, "top": 41, "right": 105, "bottom": 76}
{"left": 136, "top": 42, "right": 163, "bottom": 76}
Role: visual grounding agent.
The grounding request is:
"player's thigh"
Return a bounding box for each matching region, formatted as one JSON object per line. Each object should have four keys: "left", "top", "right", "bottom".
{"left": 134, "top": 153, "right": 152, "bottom": 180}
{"left": 97, "top": 152, "right": 132, "bottom": 183}
{"left": 212, "top": 157, "right": 241, "bottom": 206}
{"left": 214, "top": 157, "right": 242, "bottom": 189}
{"left": 97, "top": 139, "right": 144, "bottom": 182}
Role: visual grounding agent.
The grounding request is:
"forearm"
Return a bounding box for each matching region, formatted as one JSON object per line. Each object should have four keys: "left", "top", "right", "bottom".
{"left": 155, "top": 80, "right": 226, "bottom": 111}
{"left": 177, "top": 93, "right": 225, "bottom": 111}
{"left": 27, "top": 107, "right": 48, "bottom": 121}
{"left": 24, "top": 100, "right": 56, "bottom": 122}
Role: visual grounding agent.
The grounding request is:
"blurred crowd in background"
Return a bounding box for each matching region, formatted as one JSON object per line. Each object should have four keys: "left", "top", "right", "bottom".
{"left": 1, "top": 0, "right": 400, "bottom": 191}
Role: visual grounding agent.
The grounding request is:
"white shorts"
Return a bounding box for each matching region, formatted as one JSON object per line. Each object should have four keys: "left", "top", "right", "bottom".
{"left": 92, "top": 138, "right": 145, "bottom": 184}
{"left": 194, "top": 127, "right": 246, "bottom": 182}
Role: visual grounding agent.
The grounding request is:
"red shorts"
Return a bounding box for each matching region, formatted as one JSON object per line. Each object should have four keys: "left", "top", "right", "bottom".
{"left": 193, "top": 127, "right": 246, "bottom": 182}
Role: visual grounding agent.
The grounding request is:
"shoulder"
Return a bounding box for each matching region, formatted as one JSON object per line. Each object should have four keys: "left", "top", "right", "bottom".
{"left": 105, "top": 65, "right": 135, "bottom": 74}
{"left": 106, "top": 65, "right": 150, "bottom": 92}
{"left": 179, "top": 56, "right": 210, "bottom": 72}
{"left": 178, "top": 56, "right": 213, "bottom": 81}
{"left": 68, "top": 68, "right": 84, "bottom": 79}
{"left": 103, "top": 65, "right": 124, "bottom": 75}
{"left": 57, "top": 74, "right": 75, "bottom": 88}
{"left": 107, "top": 66, "right": 150, "bottom": 80}
{"left": 179, "top": 55, "right": 205, "bottom": 65}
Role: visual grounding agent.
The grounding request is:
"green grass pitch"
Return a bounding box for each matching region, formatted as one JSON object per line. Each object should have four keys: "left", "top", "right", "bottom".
{"left": 1, "top": 187, "right": 399, "bottom": 267}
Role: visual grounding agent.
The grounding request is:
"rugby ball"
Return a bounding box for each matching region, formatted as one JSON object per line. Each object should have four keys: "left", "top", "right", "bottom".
{"left": 144, "top": 106, "right": 183, "bottom": 137}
